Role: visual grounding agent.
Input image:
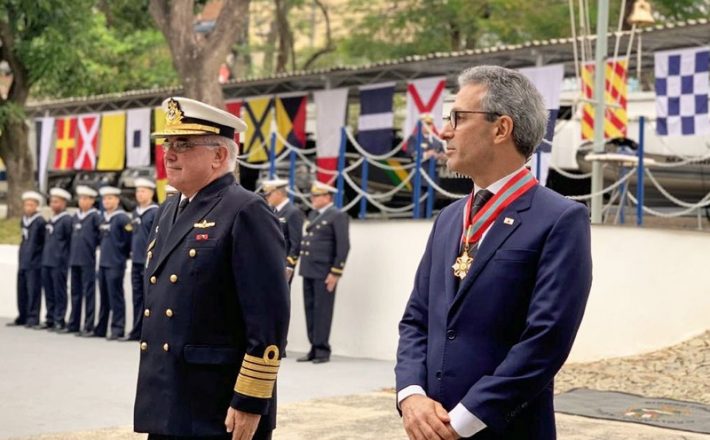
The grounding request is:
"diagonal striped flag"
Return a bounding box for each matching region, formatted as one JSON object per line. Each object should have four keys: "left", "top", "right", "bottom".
{"left": 358, "top": 82, "right": 395, "bottom": 155}
{"left": 242, "top": 96, "right": 274, "bottom": 163}
{"left": 275, "top": 93, "right": 307, "bottom": 151}
{"left": 74, "top": 114, "right": 100, "bottom": 170}
{"left": 581, "top": 59, "right": 628, "bottom": 140}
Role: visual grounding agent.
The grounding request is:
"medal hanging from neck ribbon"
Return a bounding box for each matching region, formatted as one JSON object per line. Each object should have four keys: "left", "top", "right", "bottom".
{"left": 452, "top": 169, "right": 538, "bottom": 279}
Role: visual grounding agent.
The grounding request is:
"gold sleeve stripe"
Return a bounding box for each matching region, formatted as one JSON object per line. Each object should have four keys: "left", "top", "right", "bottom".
{"left": 286, "top": 256, "right": 297, "bottom": 265}
{"left": 243, "top": 360, "right": 280, "bottom": 373}
{"left": 235, "top": 375, "right": 275, "bottom": 399}
{"left": 330, "top": 267, "right": 344, "bottom": 274}
{"left": 239, "top": 368, "right": 278, "bottom": 380}
{"left": 244, "top": 354, "right": 280, "bottom": 367}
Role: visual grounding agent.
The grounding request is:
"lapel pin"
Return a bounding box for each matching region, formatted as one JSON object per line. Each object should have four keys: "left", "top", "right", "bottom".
{"left": 503, "top": 217, "right": 515, "bottom": 225}
{"left": 196, "top": 234, "right": 209, "bottom": 241}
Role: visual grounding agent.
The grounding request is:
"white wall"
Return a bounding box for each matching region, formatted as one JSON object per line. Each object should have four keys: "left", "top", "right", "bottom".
{"left": 2, "top": 224, "right": 709, "bottom": 363}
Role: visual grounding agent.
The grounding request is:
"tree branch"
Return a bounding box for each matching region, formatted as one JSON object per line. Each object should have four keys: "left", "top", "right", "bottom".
{"left": 206, "top": 0, "right": 250, "bottom": 60}
{"left": 301, "top": 0, "right": 334, "bottom": 71}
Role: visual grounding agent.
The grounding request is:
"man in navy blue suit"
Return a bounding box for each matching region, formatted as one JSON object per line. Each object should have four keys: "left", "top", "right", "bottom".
{"left": 395, "top": 65, "right": 592, "bottom": 440}
{"left": 38, "top": 187, "right": 73, "bottom": 331}
{"left": 8, "top": 191, "right": 45, "bottom": 328}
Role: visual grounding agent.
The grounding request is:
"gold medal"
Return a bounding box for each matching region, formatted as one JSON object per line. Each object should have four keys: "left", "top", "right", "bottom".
{"left": 452, "top": 245, "right": 473, "bottom": 280}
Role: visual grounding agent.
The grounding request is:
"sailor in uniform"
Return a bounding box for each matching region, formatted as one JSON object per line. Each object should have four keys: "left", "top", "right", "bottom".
{"left": 38, "top": 188, "right": 73, "bottom": 331}
{"left": 261, "top": 177, "right": 304, "bottom": 285}
{"left": 133, "top": 97, "right": 289, "bottom": 440}
{"left": 93, "top": 186, "right": 132, "bottom": 340}
{"left": 125, "top": 178, "right": 158, "bottom": 341}
{"left": 67, "top": 185, "right": 102, "bottom": 334}
{"left": 297, "top": 181, "right": 350, "bottom": 364}
{"left": 9, "top": 191, "right": 46, "bottom": 328}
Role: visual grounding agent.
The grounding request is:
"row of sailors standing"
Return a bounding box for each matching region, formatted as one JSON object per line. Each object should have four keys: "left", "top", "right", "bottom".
{"left": 9, "top": 179, "right": 159, "bottom": 342}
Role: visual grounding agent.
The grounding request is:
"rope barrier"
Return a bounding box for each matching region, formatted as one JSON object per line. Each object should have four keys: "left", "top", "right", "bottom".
{"left": 566, "top": 169, "right": 637, "bottom": 200}
{"left": 420, "top": 170, "right": 467, "bottom": 199}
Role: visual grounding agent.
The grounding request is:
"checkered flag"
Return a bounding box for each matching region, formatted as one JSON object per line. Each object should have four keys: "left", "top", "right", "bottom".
{"left": 655, "top": 46, "right": 710, "bottom": 136}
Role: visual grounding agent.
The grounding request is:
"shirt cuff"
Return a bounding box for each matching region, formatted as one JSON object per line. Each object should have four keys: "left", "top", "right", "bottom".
{"left": 397, "top": 385, "right": 427, "bottom": 408}
{"left": 449, "top": 403, "right": 487, "bottom": 438}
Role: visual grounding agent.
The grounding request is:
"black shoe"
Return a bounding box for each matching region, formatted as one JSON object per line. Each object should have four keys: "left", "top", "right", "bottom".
{"left": 24, "top": 323, "right": 35, "bottom": 328}
{"left": 33, "top": 323, "right": 51, "bottom": 330}
{"left": 297, "top": 355, "right": 314, "bottom": 362}
{"left": 89, "top": 332, "right": 106, "bottom": 338}
{"left": 60, "top": 328, "right": 78, "bottom": 334}
{"left": 53, "top": 324, "right": 66, "bottom": 332}
{"left": 120, "top": 335, "right": 140, "bottom": 342}
{"left": 312, "top": 357, "right": 330, "bottom": 364}
{"left": 106, "top": 334, "right": 123, "bottom": 341}
{"left": 5, "top": 319, "right": 25, "bottom": 327}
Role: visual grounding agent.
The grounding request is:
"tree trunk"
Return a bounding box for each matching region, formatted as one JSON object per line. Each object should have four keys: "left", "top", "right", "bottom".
{"left": 0, "top": 118, "right": 34, "bottom": 217}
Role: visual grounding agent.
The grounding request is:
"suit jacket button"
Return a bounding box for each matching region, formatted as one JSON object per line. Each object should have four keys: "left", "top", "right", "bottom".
{"left": 150, "top": 276, "right": 157, "bottom": 284}
{"left": 144, "top": 309, "right": 150, "bottom": 318}
{"left": 140, "top": 342, "right": 148, "bottom": 351}
{"left": 447, "top": 330, "right": 456, "bottom": 340}
{"left": 170, "top": 274, "right": 178, "bottom": 283}
{"left": 435, "top": 371, "right": 442, "bottom": 380}
{"left": 165, "top": 309, "right": 174, "bottom": 318}
{"left": 163, "top": 343, "right": 170, "bottom": 352}
{"left": 189, "top": 249, "right": 196, "bottom": 258}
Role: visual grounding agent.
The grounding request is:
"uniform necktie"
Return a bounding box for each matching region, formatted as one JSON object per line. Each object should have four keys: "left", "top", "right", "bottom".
{"left": 175, "top": 198, "right": 189, "bottom": 223}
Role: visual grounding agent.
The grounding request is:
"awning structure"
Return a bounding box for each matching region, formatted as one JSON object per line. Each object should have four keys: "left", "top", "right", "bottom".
{"left": 25, "top": 19, "right": 710, "bottom": 117}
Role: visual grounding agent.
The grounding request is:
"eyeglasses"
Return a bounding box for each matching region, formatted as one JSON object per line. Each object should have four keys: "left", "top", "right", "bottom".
{"left": 443, "top": 110, "right": 501, "bottom": 130}
{"left": 161, "top": 140, "right": 222, "bottom": 153}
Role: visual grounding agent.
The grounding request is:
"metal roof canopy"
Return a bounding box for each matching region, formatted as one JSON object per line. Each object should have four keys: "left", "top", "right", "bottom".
{"left": 25, "top": 19, "right": 710, "bottom": 117}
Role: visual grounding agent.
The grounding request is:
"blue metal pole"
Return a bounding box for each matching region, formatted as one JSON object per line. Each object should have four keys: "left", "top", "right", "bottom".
{"left": 619, "top": 165, "right": 626, "bottom": 224}
{"left": 336, "top": 127, "right": 347, "bottom": 209}
{"left": 288, "top": 148, "right": 296, "bottom": 204}
{"left": 636, "top": 116, "right": 645, "bottom": 226}
{"left": 359, "top": 160, "right": 369, "bottom": 219}
{"left": 425, "top": 153, "right": 436, "bottom": 218}
{"left": 269, "top": 132, "right": 277, "bottom": 178}
{"left": 412, "top": 121, "right": 423, "bottom": 219}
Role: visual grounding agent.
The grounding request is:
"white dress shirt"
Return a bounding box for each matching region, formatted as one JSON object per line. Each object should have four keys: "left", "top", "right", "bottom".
{"left": 398, "top": 166, "right": 526, "bottom": 438}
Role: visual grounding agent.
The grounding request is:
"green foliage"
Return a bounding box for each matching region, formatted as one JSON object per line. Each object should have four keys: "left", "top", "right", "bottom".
{"left": 0, "top": 217, "right": 20, "bottom": 245}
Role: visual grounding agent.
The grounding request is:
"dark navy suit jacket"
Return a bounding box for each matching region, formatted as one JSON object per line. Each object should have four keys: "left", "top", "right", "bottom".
{"left": 396, "top": 185, "right": 592, "bottom": 439}
{"left": 298, "top": 206, "right": 350, "bottom": 279}
{"left": 131, "top": 205, "right": 158, "bottom": 265}
{"left": 19, "top": 214, "right": 46, "bottom": 270}
{"left": 69, "top": 209, "right": 101, "bottom": 267}
{"left": 41, "top": 212, "right": 72, "bottom": 269}
{"left": 99, "top": 210, "right": 132, "bottom": 268}
{"left": 134, "top": 173, "right": 290, "bottom": 437}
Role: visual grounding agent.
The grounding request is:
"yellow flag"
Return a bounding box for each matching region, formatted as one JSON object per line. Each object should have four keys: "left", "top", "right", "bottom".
{"left": 97, "top": 112, "right": 126, "bottom": 170}
{"left": 243, "top": 97, "right": 274, "bottom": 163}
{"left": 154, "top": 108, "right": 168, "bottom": 203}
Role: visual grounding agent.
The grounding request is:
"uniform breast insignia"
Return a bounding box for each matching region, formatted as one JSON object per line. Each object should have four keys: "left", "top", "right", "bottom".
{"left": 46, "top": 224, "right": 54, "bottom": 235}
{"left": 235, "top": 345, "right": 281, "bottom": 399}
{"left": 195, "top": 233, "right": 209, "bottom": 241}
{"left": 147, "top": 239, "right": 156, "bottom": 251}
{"left": 124, "top": 223, "right": 133, "bottom": 232}
{"left": 194, "top": 219, "right": 216, "bottom": 228}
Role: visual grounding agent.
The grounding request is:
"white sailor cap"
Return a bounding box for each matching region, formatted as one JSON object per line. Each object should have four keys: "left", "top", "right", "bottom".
{"left": 151, "top": 97, "right": 248, "bottom": 139}
{"left": 75, "top": 185, "right": 98, "bottom": 198}
{"left": 134, "top": 178, "right": 156, "bottom": 189}
{"left": 310, "top": 181, "right": 337, "bottom": 195}
{"left": 99, "top": 186, "right": 121, "bottom": 197}
{"left": 49, "top": 187, "right": 72, "bottom": 201}
{"left": 261, "top": 178, "right": 289, "bottom": 193}
{"left": 22, "top": 191, "right": 44, "bottom": 204}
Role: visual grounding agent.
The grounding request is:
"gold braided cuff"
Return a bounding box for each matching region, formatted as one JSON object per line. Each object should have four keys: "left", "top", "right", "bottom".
{"left": 330, "top": 267, "right": 344, "bottom": 275}
{"left": 234, "top": 345, "right": 280, "bottom": 399}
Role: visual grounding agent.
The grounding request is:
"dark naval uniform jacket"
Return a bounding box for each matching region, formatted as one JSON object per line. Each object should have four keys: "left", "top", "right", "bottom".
{"left": 275, "top": 201, "right": 304, "bottom": 270}
{"left": 69, "top": 209, "right": 101, "bottom": 267}
{"left": 298, "top": 205, "right": 350, "bottom": 279}
{"left": 41, "top": 211, "right": 72, "bottom": 269}
{"left": 396, "top": 185, "right": 592, "bottom": 439}
{"left": 99, "top": 210, "right": 132, "bottom": 268}
{"left": 131, "top": 204, "right": 158, "bottom": 265}
{"left": 19, "top": 214, "right": 46, "bottom": 270}
{"left": 133, "top": 173, "right": 290, "bottom": 437}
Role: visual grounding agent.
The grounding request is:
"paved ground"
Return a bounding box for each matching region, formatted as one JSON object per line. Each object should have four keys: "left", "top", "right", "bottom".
{"left": 2, "top": 317, "right": 709, "bottom": 440}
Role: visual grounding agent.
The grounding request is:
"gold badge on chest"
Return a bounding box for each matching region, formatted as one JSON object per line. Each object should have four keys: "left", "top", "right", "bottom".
{"left": 452, "top": 246, "right": 473, "bottom": 280}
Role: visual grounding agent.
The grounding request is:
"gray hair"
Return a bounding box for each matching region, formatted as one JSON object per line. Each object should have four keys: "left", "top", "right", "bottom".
{"left": 458, "top": 65, "right": 548, "bottom": 159}
{"left": 201, "top": 134, "right": 238, "bottom": 172}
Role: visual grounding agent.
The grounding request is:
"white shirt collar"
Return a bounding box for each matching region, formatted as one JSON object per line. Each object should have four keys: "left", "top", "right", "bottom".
{"left": 318, "top": 202, "right": 334, "bottom": 215}
{"left": 104, "top": 209, "right": 126, "bottom": 222}
{"left": 275, "top": 199, "right": 289, "bottom": 213}
{"left": 76, "top": 208, "right": 98, "bottom": 220}
{"left": 22, "top": 213, "right": 42, "bottom": 227}
{"left": 136, "top": 204, "right": 158, "bottom": 216}
{"left": 473, "top": 166, "right": 527, "bottom": 196}
{"left": 179, "top": 192, "right": 198, "bottom": 204}
{"left": 50, "top": 211, "right": 70, "bottom": 223}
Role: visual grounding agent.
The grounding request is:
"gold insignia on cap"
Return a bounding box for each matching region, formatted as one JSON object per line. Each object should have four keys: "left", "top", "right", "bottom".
{"left": 235, "top": 345, "right": 281, "bottom": 399}
{"left": 194, "top": 220, "right": 216, "bottom": 228}
{"left": 166, "top": 98, "right": 184, "bottom": 126}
